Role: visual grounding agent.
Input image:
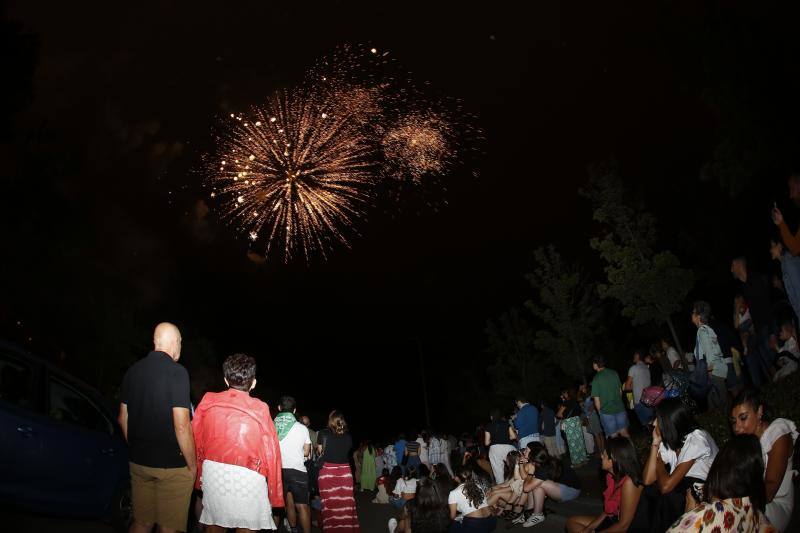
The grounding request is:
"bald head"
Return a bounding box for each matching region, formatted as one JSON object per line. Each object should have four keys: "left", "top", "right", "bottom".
{"left": 153, "top": 322, "right": 182, "bottom": 361}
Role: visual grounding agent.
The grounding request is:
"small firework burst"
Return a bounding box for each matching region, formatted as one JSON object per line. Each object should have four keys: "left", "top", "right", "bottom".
{"left": 206, "top": 88, "right": 377, "bottom": 262}
{"left": 381, "top": 111, "right": 453, "bottom": 182}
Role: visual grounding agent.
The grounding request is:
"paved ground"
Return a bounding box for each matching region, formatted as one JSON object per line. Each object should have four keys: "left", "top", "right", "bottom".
{"left": 2, "top": 459, "right": 604, "bottom": 533}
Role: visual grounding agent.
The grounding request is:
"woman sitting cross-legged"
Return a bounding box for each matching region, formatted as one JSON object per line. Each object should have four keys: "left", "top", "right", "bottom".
{"left": 666, "top": 434, "right": 776, "bottom": 532}
{"left": 388, "top": 477, "right": 451, "bottom": 533}
{"left": 640, "top": 398, "right": 718, "bottom": 531}
{"left": 566, "top": 436, "right": 645, "bottom": 533}
{"left": 512, "top": 441, "right": 583, "bottom": 528}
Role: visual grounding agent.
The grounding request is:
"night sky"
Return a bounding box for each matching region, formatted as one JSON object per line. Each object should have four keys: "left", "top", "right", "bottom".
{"left": 3, "top": 1, "right": 800, "bottom": 440}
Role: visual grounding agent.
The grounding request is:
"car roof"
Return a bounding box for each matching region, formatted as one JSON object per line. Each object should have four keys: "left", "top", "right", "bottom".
{"left": 0, "top": 339, "right": 116, "bottom": 413}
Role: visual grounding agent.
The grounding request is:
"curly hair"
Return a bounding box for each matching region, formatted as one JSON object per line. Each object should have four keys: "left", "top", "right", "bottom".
{"left": 457, "top": 467, "right": 486, "bottom": 509}
{"left": 222, "top": 353, "right": 256, "bottom": 391}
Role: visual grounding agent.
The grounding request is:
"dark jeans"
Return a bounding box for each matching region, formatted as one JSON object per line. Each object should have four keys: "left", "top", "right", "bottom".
{"left": 747, "top": 326, "right": 773, "bottom": 387}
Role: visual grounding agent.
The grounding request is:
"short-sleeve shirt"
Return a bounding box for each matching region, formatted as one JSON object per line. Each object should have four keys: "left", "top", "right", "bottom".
{"left": 658, "top": 429, "right": 718, "bottom": 481}
{"left": 320, "top": 432, "right": 352, "bottom": 464}
{"left": 760, "top": 418, "right": 798, "bottom": 531}
{"left": 448, "top": 483, "right": 488, "bottom": 515}
{"left": 279, "top": 421, "right": 312, "bottom": 472}
{"left": 394, "top": 477, "right": 417, "bottom": 496}
{"left": 120, "top": 351, "right": 191, "bottom": 468}
{"left": 487, "top": 420, "right": 512, "bottom": 445}
{"left": 591, "top": 368, "right": 625, "bottom": 415}
{"left": 627, "top": 361, "right": 651, "bottom": 403}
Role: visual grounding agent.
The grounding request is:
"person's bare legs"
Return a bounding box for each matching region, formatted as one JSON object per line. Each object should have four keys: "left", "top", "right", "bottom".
{"left": 296, "top": 503, "right": 311, "bottom": 533}
{"left": 618, "top": 426, "right": 630, "bottom": 439}
{"left": 203, "top": 526, "right": 225, "bottom": 533}
{"left": 594, "top": 433, "right": 605, "bottom": 455}
{"left": 566, "top": 515, "right": 595, "bottom": 533}
{"left": 532, "top": 486, "right": 546, "bottom": 514}
{"left": 286, "top": 492, "right": 297, "bottom": 529}
{"left": 129, "top": 521, "right": 153, "bottom": 533}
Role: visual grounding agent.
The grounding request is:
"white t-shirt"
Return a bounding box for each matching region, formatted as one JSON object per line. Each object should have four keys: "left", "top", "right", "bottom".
{"left": 659, "top": 429, "right": 717, "bottom": 481}
{"left": 393, "top": 477, "right": 417, "bottom": 496}
{"left": 666, "top": 347, "right": 680, "bottom": 368}
{"left": 278, "top": 422, "right": 311, "bottom": 472}
{"left": 627, "top": 361, "right": 651, "bottom": 403}
{"left": 760, "top": 418, "right": 798, "bottom": 531}
{"left": 448, "top": 483, "right": 488, "bottom": 515}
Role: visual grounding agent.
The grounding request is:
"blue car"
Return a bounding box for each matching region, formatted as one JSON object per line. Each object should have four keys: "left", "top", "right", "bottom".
{"left": 0, "top": 341, "right": 130, "bottom": 528}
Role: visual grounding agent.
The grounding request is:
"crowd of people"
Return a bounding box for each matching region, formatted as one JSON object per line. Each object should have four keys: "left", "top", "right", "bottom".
{"left": 115, "top": 177, "right": 800, "bottom": 533}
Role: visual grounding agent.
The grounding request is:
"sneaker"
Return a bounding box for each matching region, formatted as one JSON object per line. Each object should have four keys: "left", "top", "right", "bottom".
{"left": 511, "top": 513, "right": 527, "bottom": 525}
{"left": 523, "top": 513, "right": 545, "bottom": 528}
{"left": 388, "top": 517, "right": 398, "bottom": 533}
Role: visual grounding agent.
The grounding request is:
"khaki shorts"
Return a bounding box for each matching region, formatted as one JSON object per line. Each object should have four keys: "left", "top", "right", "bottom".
{"left": 130, "top": 462, "right": 194, "bottom": 532}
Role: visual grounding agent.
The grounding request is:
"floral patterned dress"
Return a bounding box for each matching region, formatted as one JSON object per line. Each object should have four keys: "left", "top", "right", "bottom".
{"left": 666, "top": 497, "right": 776, "bottom": 533}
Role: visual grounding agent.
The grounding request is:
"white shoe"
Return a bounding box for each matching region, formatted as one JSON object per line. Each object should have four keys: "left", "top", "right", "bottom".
{"left": 388, "top": 517, "right": 398, "bottom": 533}
{"left": 523, "top": 513, "right": 545, "bottom": 528}
{"left": 511, "top": 513, "right": 527, "bottom": 524}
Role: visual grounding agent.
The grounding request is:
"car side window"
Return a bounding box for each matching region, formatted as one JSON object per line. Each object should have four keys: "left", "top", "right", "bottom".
{"left": 48, "top": 377, "right": 112, "bottom": 434}
{"left": 0, "top": 353, "right": 35, "bottom": 410}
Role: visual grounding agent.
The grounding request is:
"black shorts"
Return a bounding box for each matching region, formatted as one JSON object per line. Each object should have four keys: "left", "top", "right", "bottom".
{"left": 282, "top": 468, "right": 310, "bottom": 505}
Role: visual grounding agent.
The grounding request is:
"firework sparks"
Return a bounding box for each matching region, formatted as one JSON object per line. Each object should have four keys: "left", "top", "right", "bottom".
{"left": 381, "top": 112, "right": 453, "bottom": 182}
{"left": 203, "top": 44, "right": 482, "bottom": 262}
{"left": 207, "top": 88, "right": 377, "bottom": 262}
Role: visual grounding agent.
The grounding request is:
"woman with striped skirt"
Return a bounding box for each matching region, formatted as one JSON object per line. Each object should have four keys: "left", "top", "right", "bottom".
{"left": 316, "top": 410, "right": 361, "bottom": 532}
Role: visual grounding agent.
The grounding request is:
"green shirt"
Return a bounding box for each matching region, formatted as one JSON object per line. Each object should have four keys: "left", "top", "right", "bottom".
{"left": 591, "top": 368, "right": 625, "bottom": 415}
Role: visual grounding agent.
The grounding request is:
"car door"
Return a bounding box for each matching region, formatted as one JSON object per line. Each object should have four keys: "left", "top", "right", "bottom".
{"left": 39, "top": 372, "right": 125, "bottom": 516}
{"left": 0, "top": 350, "right": 45, "bottom": 506}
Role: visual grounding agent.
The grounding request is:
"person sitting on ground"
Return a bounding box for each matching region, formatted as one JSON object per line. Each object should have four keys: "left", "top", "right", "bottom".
{"left": 566, "top": 436, "right": 645, "bottom": 533}
{"left": 432, "top": 463, "right": 455, "bottom": 498}
{"left": 666, "top": 434, "right": 776, "bottom": 533}
{"left": 374, "top": 468, "right": 391, "bottom": 504}
{"left": 513, "top": 441, "right": 582, "bottom": 528}
{"left": 388, "top": 477, "right": 451, "bottom": 533}
{"left": 641, "top": 398, "right": 718, "bottom": 532}
{"left": 391, "top": 467, "right": 419, "bottom": 509}
{"left": 447, "top": 467, "right": 497, "bottom": 532}
{"left": 486, "top": 450, "right": 529, "bottom": 519}
{"left": 388, "top": 466, "right": 404, "bottom": 495}
{"left": 730, "top": 389, "right": 797, "bottom": 531}
{"left": 772, "top": 319, "right": 799, "bottom": 382}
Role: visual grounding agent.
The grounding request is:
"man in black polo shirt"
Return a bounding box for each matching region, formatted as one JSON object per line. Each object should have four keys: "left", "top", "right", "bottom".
{"left": 118, "top": 322, "right": 196, "bottom": 533}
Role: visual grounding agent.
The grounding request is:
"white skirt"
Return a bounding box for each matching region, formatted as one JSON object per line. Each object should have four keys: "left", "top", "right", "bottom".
{"left": 199, "top": 460, "right": 276, "bottom": 530}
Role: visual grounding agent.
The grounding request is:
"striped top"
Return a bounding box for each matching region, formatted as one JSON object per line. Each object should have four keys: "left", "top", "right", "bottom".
{"left": 406, "top": 440, "right": 421, "bottom": 454}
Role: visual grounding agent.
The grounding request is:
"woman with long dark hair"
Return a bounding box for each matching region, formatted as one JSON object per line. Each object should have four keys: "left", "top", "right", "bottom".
{"left": 642, "top": 397, "right": 718, "bottom": 531}
{"left": 667, "top": 435, "right": 775, "bottom": 532}
{"left": 317, "top": 410, "right": 360, "bottom": 532}
{"left": 447, "top": 467, "right": 496, "bottom": 532}
{"left": 730, "top": 390, "right": 797, "bottom": 531}
{"left": 388, "top": 477, "right": 451, "bottom": 533}
{"left": 513, "top": 442, "right": 582, "bottom": 527}
{"left": 566, "top": 436, "right": 644, "bottom": 533}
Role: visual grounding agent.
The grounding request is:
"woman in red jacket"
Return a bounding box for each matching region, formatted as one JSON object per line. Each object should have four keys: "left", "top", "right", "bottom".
{"left": 192, "top": 353, "right": 284, "bottom": 532}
